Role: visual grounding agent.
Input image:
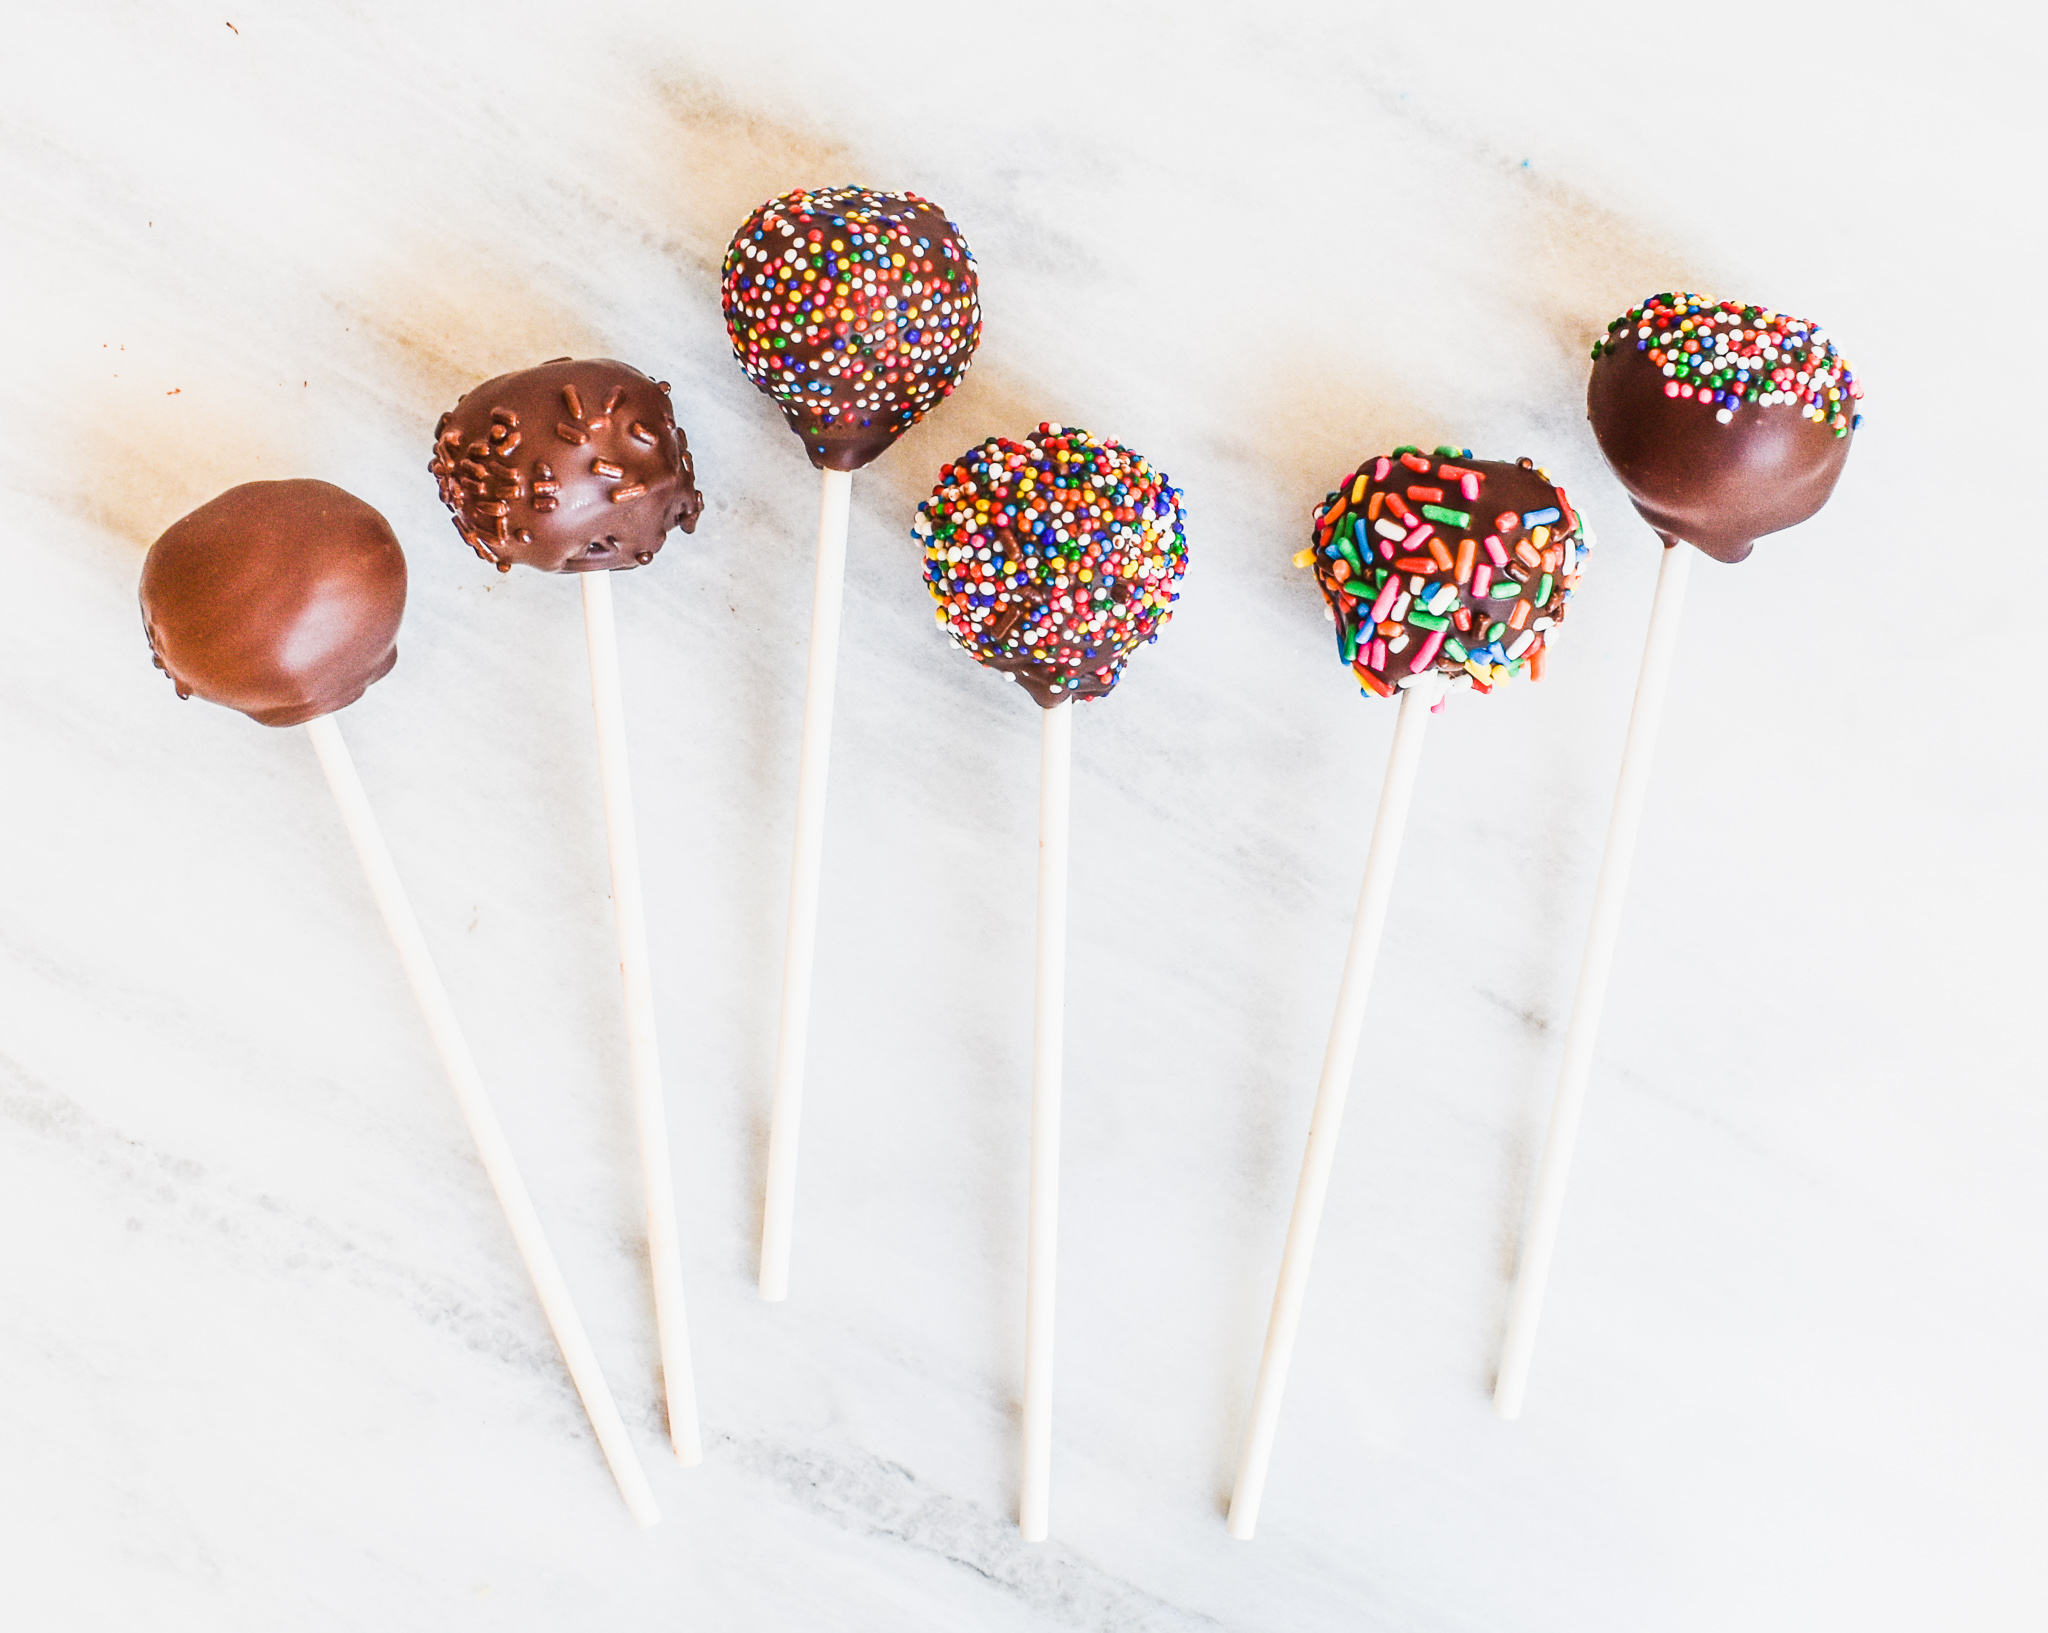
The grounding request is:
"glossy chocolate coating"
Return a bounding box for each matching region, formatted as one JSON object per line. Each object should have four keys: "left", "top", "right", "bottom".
{"left": 1308, "top": 452, "right": 1585, "bottom": 697}
{"left": 430, "top": 357, "right": 703, "bottom": 573}
{"left": 1587, "top": 325, "right": 1852, "bottom": 564}
{"left": 722, "top": 187, "right": 981, "bottom": 471}
{"left": 140, "top": 479, "right": 407, "bottom": 727}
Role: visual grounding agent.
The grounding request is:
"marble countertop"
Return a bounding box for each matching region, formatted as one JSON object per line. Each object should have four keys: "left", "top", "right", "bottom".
{"left": 2, "top": 4, "right": 2040, "bottom": 1628}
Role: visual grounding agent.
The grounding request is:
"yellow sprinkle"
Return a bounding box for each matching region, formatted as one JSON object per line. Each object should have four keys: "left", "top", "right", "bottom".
{"left": 1530, "top": 525, "right": 1550, "bottom": 549}
{"left": 1292, "top": 547, "right": 1316, "bottom": 569}
{"left": 1350, "top": 473, "right": 1369, "bottom": 504}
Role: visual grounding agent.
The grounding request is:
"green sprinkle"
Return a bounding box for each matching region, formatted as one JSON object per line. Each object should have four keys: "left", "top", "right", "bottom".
{"left": 1536, "top": 573, "right": 1553, "bottom": 602}
{"left": 1407, "top": 609, "right": 1450, "bottom": 632}
{"left": 1341, "top": 622, "right": 1359, "bottom": 662}
{"left": 1433, "top": 445, "right": 1469, "bottom": 458}
{"left": 1443, "top": 638, "right": 1470, "bottom": 662}
{"left": 1392, "top": 444, "right": 1421, "bottom": 456}
{"left": 1484, "top": 621, "right": 1506, "bottom": 643}
{"left": 1488, "top": 582, "right": 1523, "bottom": 600}
{"left": 1420, "top": 504, "right": 1472, "bottom": 528}
{"left": 1334, "top": 534, "right": 1362, "bottom": 568}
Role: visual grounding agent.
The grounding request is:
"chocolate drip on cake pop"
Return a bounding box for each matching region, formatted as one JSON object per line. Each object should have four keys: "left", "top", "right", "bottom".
{"left": 1587, "top": 294, "right": 1859, "bottom": 564}
{"left": 1299, "top": 450, "right": 1589, "bottom": 698}
{"left": 723, "top": 186, "right": 981, "bottom": 472}
{"left": 917, "top": 424, "right": 1187, "bottom": 708}
{"left": 429, "top": 357, "right": 703, "bottom": 574}
{"left": 139, "top": 479, "right": 407, "bottom": 727}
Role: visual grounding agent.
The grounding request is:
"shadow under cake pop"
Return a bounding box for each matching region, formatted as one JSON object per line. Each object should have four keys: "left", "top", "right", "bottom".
{"left": 722, "top": 185, "right": 981, "bottom": 472}
{"left": 430, "top": 357, "right": 704, "bottom": 573}
{"left": 915, "top": 424, "right": 1188, "bottom": 708}
{"left": 139, "top": 478, "right": 407, "bottom": 727}
{"left": 1587, "top": 293, "right": 1859, "bottom": 563}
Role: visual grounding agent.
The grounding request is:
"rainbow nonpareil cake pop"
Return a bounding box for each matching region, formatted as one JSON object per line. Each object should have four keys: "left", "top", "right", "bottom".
{"left": 722, "top": 186, "right": 981, "bottom": 470}
{"left": 430, "top": 358, "right": 703, "bottom": 573}
{"left": 1297, "top": 448, "right": 1589, "bottom": 698}
{"left": 1587, "top": 294, "right": 1859, "bottom": 563}
{"left": 141, "top": 479, "right": 407, "bottom": 726}
{"left": 916, "top": 424, "right": 1188, "bottom": 706}
{"left": 1491, "top": 295, "right": 1860, "bottom": 1421}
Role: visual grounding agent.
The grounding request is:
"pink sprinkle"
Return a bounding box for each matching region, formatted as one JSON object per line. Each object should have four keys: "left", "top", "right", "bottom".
{"left": 1373, "top": 457, "right": 1391, "bottom": 480}
{"left": 1413, "top": 629, "right": 1445, "bottom": 669}
{"left": 1483, "top": 535, "right": 1508, "bottom": 567}
{"left": 1367, "top": 637, "right": 1387, "bottom": 671}
{"left": 1472, "top": 563, "right": 1493, "bottom": 597}
{"left": 1664, "top": 381, "right": 1681, "bottom": 397}
{"left": 1378, "top": 537, "right": 1396, "bottom": 561}
{"left": 1370, "top": 577, "right": 1400, "bottom": 622}
{"left": 1460, "top": 473, "right": 1480, "bottom": 502}
{"left": 1402, "top": 522, "right": 1435, "bottom": 550}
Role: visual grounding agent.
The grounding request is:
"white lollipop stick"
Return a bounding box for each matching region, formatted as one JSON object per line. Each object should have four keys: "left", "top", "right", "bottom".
{"left": 1228, "top": 679, "right": 1439, "bottom": 1540}
{"left": 1020, "top": 698, "right": 1074, "bottom": 1542}
{"left": 1494, "top": 541, "right": 1693, "bottom": 1419}
{"left": 304, "top": 712, "right": 660, "bottom": 1527}
{"left": 580, "top": 570, "right": 703, "bottom": 1465}
{"left": 760, "top": 465, "right": 854, "bottom": 1303}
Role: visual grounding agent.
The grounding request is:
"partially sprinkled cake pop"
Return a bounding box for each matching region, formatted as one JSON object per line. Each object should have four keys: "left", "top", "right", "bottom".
{"left": 1296, "top": 448, "right": 1589, "bottom": 698}
{"left": 140, "top": 479, "right": 407, "bottom": 726}
{"left": 916, "top": 424, "right": 1188, "bottom": 707}
{"left": 1588, "top": 293, "right": 1859, "bottom": 563}
{"left": 430, "top": 358, "right": 703, "bottom": 573}
{"left": 723, "top": 186, "right": 981, "bottom": 471}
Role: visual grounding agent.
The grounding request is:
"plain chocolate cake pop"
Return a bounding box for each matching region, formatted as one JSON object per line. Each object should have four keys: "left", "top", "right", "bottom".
{"left": 140, "top": 478, "right": 407, "bottom": 727}
{"left": 1298, "top": 448, "right": 1589, "bottom": 698}
{"left": 430, "top": 357, "right": 703, "bottom": 573}
{"left": 1587, "top": 293, "right": 1860, "bottom": 563}
{"left": 723, "top": 186, "right": 981, "bottom": 471}
{"left": 916, "top": 423, "right": 1187, "bottom": 707}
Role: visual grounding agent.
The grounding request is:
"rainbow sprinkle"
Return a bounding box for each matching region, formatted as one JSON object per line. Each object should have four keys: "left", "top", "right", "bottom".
{"left": 915, "top": 424, "right": 1188, "bottom": 704}
{"left": 1294, "top": 448, "right": 1589, "bottom": 698}
{"left": 721, "top": 186, "right": 981, "bottom": 457}
{"left": 1592, "top": 293, "right": 1861, "bottom": 436}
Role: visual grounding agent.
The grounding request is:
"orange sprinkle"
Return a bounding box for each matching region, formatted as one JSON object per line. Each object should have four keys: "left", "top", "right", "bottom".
{"left": 1454, "top": 536, "right": 1477, "bottom": 584}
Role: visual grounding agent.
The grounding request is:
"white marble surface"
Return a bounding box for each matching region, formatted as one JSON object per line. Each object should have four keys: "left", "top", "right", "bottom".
{"left": 2, "top": 4, "right": 2042, "bottom": 1627}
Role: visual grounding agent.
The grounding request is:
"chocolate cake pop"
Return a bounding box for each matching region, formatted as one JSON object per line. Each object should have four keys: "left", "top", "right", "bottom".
{"left": 722, "top": 186, "right": 981, "bottom": 471}
{"left": 1296, "top": 449, "right": 1588, "bottom": 699}
{"left": 429, "top": 357, "right": 703, "bottom": 573}
{"left": 1587, "top": 293, "right": 1860, "bottom": 563}
{"left": 140, "top": 479, "right": 407, "bottom": 727}
{"left": 915, "top": 424, "right": 1188, "bottom": 707}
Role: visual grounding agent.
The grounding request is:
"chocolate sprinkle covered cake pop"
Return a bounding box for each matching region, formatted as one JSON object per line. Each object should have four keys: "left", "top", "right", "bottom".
{"left": 916, "top": 424, "right": 1188, "bottom": 708}
{"left": 1297, "top": 448, "right": 1588, "bottom": 698}
{"left": 430, "top": 357, "right": 703, "bottom": 573}
{"left": 1588, "top": 293, "right": 1860, "bottom": 563}
{"left": 140, "top": 479, "right": 407, "bottom": 727}
{"left": 723, "top": 186, "right": 981, "bottom": 471}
